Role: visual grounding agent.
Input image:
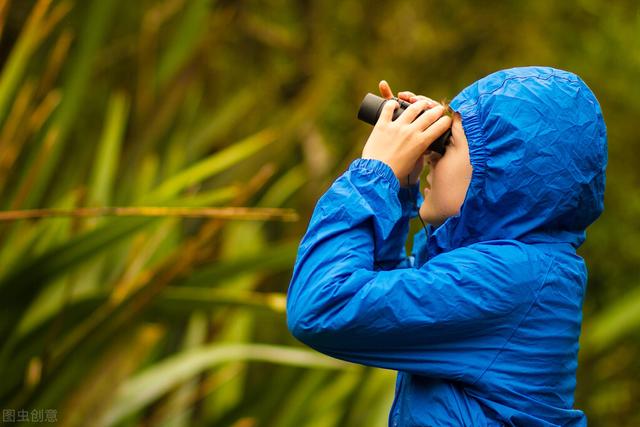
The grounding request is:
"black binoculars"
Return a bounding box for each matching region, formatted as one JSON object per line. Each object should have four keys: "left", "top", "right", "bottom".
{"left": 357, "top": 93, "right": 452, "bottom": 156}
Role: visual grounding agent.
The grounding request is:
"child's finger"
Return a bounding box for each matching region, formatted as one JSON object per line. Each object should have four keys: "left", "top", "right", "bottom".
{"left": 379, "top": 80, "right": 394, "bottom": 99}
{"left": 398, "top": 91, "right": 416, "bottom": 101}
{"left": 420, "top": 115, "right": 453, "bottom": 149}
{"left": 410, "top": 95, "right": 438, "bottom": 107}
{"left": 378, "top": 99, "right": 399, "bottom": 123}
{"left": 397, "top": 100, "right": 432, "bottom": 124}
{"left": 412, "top": 105, "right": 445, "bottom": 130}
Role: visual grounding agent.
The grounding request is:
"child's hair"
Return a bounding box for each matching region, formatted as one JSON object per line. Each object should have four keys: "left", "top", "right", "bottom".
{"left": 440, "top": 98, "right": 453, "bottom": 117}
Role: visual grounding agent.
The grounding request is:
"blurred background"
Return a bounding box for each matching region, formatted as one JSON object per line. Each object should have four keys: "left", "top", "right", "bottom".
{"left": 0, "top": 0, "right": 637, "bottom": 426}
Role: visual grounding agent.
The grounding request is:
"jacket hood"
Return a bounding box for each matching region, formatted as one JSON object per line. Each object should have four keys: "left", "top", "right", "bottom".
{"left": 422, "top": 66, "right": 607, "bottom": 258}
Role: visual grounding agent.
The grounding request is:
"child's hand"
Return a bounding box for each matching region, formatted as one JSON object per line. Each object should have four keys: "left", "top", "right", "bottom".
{"left": 381, "top": 81, "right": 438, "bottom": 108}
{"left": 362, "top": 81, "right": 451, "bottom": 187}
{"left": 389, "top": 84, "right": 440, "bottom": 186}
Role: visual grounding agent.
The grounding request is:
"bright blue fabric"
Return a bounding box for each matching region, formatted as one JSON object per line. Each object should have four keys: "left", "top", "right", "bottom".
{"left": 286, "top": 66, "right": 607, "bottom": 426}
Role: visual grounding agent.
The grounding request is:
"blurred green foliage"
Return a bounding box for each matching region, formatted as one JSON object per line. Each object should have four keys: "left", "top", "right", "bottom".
{"left": 0, "top": 0, "right": 637, "bottom": 426}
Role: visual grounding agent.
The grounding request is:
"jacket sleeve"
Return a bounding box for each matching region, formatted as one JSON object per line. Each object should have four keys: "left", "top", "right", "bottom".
{"left": 374, "top": 175, "right": 423, "bottom": 270}
{"left": 286, "top": 158, "right": 541, "bottom": 381}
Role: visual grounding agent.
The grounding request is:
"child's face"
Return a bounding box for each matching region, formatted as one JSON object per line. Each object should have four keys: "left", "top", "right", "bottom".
{"left": 420, "top": 112, "right": 473, "bottom": 227}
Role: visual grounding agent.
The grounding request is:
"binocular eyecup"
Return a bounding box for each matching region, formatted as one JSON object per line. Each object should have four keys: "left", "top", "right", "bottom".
{"left": 357, "top": 93, "right": 451, "bottom": 156}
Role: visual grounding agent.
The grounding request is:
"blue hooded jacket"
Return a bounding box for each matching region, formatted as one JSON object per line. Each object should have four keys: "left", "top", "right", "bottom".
{"left": 286, "top": 66, "right": 607, "bottom": 426}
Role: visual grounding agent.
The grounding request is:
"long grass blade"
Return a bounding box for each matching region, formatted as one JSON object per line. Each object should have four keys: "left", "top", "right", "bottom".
{"left": 581, "top": 284, "right": 640, "bottom": 356}
{"left": 88, "top": 92, "right": 130, "bottom": 207}
{"left": 0, "top": 0, "right": 10, "bottom": 43}
{"left": 101, "top": 343, "right": 354, "bottom": 426}
{"left": 0, "top": 206, "right": 298, "bottom": 222}
{"left": 145, "top": 128, "right": 278, "bottom": 202}
{"left": 156, "top": 0, "right": 211, "bottom": 87}
{"left": 0, "top": 0, "right": 53, "bottom": 125}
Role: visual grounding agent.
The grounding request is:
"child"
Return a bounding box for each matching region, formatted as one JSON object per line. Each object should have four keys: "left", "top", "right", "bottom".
{"left": 286, "top": 66, "right": 607, "bottom": 426}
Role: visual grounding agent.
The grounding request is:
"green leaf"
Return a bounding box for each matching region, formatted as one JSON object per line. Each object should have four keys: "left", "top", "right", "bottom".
{"left": 0, "top": 187, "right": 238, "bottom": 329}
{"left": 88, "top": 91, "right": 130, "bottom": 206}
{"left": 581, "top": 285, "right": 640, "bottom": 355}
{"left": 156, "top": 0, "right": 213, "bottom": 87}
{"left": 101, "top": 343, "right": 353, "bottom": 426}
{"left": 144, "top": 128, "right": 277, "bottom": 202}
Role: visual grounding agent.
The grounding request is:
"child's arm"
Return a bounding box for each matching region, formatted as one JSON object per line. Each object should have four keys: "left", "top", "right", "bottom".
{"left": 370, "top": 81, "right": 429, "bottom": 269}
{"left": 372, "top": 181, "right": 422, "bottom": 270}
{"left": 287, "top": 159, "right": 540, "bottom": 382}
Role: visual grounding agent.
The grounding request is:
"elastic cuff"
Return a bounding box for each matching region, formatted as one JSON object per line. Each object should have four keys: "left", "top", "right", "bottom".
{"left": 348, "top": 158, "right": 400, "bottom": 192}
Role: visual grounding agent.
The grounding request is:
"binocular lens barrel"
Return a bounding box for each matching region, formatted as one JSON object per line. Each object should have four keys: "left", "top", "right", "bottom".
{"left": 357, "top": 93, "right": 451, "bottom": 156}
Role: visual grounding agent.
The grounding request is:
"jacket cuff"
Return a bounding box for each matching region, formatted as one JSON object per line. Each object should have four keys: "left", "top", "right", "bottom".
{"left": 348, "top": 158, "right": 423, "bottom": 219}
{"left": 346, "top": 158, "right": 411, "bottom": 266}
{"left": 348, "top": 158, "right": 400, "bottom": 192}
